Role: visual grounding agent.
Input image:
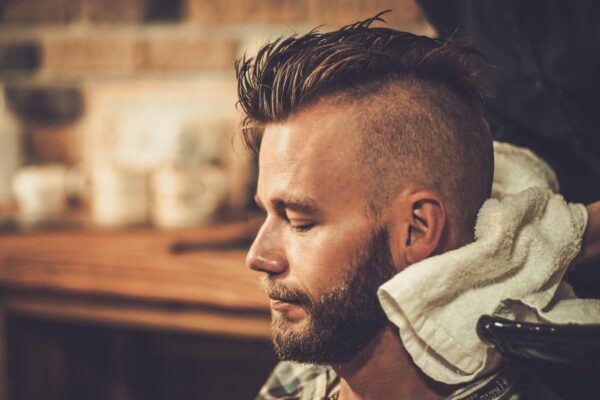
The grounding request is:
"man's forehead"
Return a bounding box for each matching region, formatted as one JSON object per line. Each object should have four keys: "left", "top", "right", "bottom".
{"left": 260, "top": 104, "right": 359, "bottom": 165}
{"left": 256, "top": 104, "right": 363, "bottom": 206}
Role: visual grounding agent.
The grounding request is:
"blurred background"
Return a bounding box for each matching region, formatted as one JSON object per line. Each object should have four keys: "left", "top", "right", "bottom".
{"left": 1, "top": 1, "right": 599, "bottom": 399}
{"left": 0, "top": 0, "right": 433, "bottom": 230}
{"left": 0, "top": 1, "right": 433, "bottom": 399}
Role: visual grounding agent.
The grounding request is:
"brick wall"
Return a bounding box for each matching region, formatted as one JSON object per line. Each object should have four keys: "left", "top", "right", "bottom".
{"left": 0, "top": 0, "right": 433, "bottom": 218}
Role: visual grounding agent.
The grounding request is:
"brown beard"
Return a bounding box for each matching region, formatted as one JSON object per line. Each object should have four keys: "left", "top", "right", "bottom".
{"left": 261, "top": 229, "right": 397, "bottom": 365}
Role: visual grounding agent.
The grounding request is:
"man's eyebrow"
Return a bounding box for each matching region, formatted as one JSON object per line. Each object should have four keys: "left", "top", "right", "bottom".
{"left": 254, "top": 193, "right": 320, "bottom": 214}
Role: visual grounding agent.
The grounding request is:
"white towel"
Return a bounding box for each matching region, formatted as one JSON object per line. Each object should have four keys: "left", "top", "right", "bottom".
{"left": 377, "top": 141, "right": 600, "bottom": 384}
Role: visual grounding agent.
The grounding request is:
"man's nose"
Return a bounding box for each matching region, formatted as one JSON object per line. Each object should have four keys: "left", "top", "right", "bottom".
{"left": 246, "top": 221, "right": 288, "bottom": 275}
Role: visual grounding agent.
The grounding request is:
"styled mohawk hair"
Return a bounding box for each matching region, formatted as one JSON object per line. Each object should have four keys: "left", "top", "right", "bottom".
{"left": 235, "top": 12, "right": 494, "bottom": 241}
{"left": 235, "top": 11, "right": 487, "bottom": 152}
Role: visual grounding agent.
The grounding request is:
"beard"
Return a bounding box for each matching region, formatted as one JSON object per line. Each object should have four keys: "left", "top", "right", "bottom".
{"left": 260, "top": 229, "right": 397, "bottom": 365}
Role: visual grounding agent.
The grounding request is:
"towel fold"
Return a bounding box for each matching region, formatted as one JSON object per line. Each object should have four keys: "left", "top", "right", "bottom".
{"left": 377, "top": 141, "right": 600, "bottom": 384}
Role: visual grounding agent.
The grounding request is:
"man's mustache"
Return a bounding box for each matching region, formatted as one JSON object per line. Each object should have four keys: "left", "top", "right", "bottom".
{"left": 259, "top": 276, "right": 313, "bottom": 306}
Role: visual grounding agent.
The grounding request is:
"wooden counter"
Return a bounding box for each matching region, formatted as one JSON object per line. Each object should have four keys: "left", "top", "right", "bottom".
{"left": 0, "top": 220, "right": 272, "bottom": 400}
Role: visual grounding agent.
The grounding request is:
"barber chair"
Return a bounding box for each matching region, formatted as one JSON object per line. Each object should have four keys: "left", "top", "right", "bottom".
{"left": 477, "top": 315, "right": 600, "bottom": 399}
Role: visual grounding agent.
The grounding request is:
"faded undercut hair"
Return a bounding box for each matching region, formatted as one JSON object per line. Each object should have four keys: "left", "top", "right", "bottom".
{"left": 235, "top": 12, "right": 494, "bottom": 241}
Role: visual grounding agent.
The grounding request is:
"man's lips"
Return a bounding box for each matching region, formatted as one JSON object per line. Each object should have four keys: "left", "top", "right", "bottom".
{"left": 269, "top": 298, "right": 302, "bottom": 311}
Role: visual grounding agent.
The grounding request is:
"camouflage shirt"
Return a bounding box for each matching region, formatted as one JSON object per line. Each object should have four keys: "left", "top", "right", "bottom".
{"left": 256, "top": 361, "right": 561, "bottom": 400}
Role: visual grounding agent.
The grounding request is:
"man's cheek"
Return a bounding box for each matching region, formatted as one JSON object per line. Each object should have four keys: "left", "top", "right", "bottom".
{"left": 286, "top": 232, "right": 353, "bottom": 286}
{"left": 288, "top": 241, "right": 328, "bottom": 269}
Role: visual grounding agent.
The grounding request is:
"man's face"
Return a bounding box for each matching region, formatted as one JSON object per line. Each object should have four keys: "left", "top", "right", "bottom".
{"left": 246, "top": 103, "right": 397, "bottom": 364}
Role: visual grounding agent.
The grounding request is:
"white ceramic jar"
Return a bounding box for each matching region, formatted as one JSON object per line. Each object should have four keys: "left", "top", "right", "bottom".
{"left": 151, "top": 163, "right": 227, "bottom": 229}
{"left": 0, "top": 86, "right": 22, "bottom": 207}
{"left": 91, "top": 161, "right": 150, "bottom": 227}
{"left": 12, "top": 165, "right": 68, "bottom": 223}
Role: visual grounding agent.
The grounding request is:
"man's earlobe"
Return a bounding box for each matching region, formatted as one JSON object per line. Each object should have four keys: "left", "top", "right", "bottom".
{"left": 404, "top": 193, "right": 446, "bottom": 265}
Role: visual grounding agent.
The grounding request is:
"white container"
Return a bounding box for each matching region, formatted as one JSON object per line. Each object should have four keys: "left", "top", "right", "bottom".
{"left": 91, "top": 161, "right": 149, "bottom": 227}
{"left": 0, "top": 86, "right": 22, "bottom": 206}
{"left": 151, "top": 164, "right": 227, "bottom": 229}
{"left": 12, "top": 165, "right": 68, "bottom": 223}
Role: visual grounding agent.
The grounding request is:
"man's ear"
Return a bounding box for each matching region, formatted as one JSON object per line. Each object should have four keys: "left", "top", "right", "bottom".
{"left": 404, "top": 192, "right": 446, "bottom": 264}
{"left": 389, "top": 187, "right": 447, "bottom": 266}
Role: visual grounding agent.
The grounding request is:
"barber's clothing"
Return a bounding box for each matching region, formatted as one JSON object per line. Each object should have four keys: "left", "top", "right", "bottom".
{"left": 417, "top": 0, "right": 600, "bottom": 300}
{"left": 256, "top": 361, "right": 560, "bottom": 399}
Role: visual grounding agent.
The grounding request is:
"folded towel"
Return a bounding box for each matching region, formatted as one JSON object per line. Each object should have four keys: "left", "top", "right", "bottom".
{"left": 377, "top": 141, "right": 599, "bottom": 384}
{"left": 491, "top": 141, "right": 559, "bottom": 196}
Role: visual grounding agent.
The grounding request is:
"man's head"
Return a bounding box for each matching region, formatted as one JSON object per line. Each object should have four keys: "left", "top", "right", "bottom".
{"left": 238, "top": 14, "right": 493, "bottom": 365}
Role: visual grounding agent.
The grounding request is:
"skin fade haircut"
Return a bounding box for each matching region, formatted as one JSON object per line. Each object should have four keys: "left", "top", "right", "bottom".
{"left": 235, "top": 12, "right": 494, "bottom": 242}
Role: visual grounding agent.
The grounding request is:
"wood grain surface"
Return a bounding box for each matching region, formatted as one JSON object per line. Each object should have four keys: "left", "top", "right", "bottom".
{"left": 0, "top": 219, "right": 272, "bottom": 338}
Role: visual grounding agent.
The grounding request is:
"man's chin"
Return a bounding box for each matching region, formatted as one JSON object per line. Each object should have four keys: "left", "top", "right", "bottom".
{"left": 272, "top": 325, "right": 383, "bottom": 366}
{"left": 270, "top": 308, "right": 389, "bottom": 365}
{"left": 271, "top": 310, "right": 309, "bottom": 334}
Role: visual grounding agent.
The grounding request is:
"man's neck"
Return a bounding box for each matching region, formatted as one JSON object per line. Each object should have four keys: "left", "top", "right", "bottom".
{"left": 332, "top": 325, "right": 459, "bottom": 400}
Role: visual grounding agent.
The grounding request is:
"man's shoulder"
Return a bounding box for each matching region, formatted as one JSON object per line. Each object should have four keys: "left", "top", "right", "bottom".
{"left": 255, "top": 361, "right": 339, "bottom": 400}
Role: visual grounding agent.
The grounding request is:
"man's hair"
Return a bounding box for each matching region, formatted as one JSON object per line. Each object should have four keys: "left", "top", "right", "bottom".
{"left": 235, "top": 13, "right": 494, "bottom": 241}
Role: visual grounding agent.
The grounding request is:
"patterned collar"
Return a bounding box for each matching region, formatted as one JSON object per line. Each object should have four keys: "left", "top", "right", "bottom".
{"left": 256, "top": 360, "right": 559, "bottom": 399}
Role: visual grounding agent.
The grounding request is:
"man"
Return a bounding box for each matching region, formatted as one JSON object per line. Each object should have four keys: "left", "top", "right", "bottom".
{"left": 236, "top": 14, "right": 596, "bottom": 400}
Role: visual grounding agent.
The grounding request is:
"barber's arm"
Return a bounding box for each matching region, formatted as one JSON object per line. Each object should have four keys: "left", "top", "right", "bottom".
{"left": 573, "top": 201, "right": 600, "bottom": 266}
